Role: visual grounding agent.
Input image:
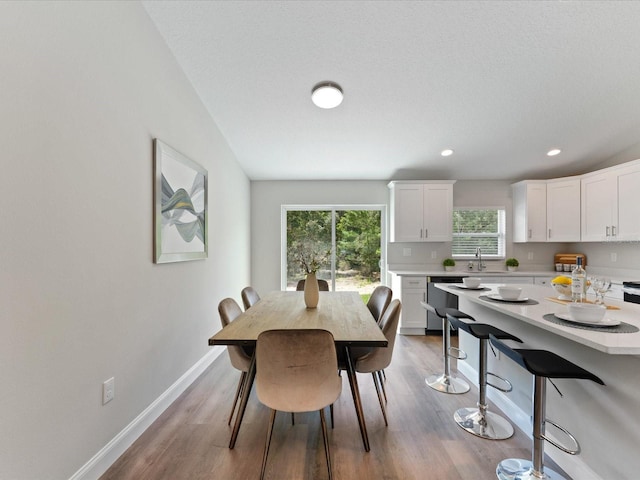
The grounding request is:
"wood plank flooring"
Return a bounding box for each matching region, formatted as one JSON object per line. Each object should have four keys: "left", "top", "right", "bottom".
{"left": 100, "top": 334, "right": 566, "bottom": 480}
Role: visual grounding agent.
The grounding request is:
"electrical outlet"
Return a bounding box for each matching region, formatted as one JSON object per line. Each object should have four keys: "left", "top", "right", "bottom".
{"left": 431, "top": 251, "right": 437, "bottom": 259}
{"left": 403, "top": 248, "right": 412, "bottom": 257}
{"left": 527, "top": 252, "right": 534, "bottom": 260}
{"left": 103, "top": 377, "right": 115, "bottom": 405}
{"left": 611, "top": 252, "right": 617, "bottom": 262}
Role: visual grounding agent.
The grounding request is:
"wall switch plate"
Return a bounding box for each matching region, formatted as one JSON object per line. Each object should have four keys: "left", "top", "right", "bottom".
{"left": 611, "top": 252, "right": 617, "bottom": 262}
{"left": 527, "top": 252, "right": 534, "bottom": 260}
{"left": 431, "top": 251, "right": 437, "bottom": 259}
{"left": 403, "top": 248, "right": 411, "bottom": 257}
{"left": 103, "top": 377, "right": 115, "bottom": 405}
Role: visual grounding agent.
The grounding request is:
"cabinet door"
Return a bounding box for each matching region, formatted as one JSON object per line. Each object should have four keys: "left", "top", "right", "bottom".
{"left": 422, "top": 183, "right": 453, "bottom": 242}
{"left": 400, "top": 289, "right": 427, "bottom": 330}
{"left": 581, "top": 172, "right": 615, "bottom": 241}
{"left": 615, "top": 163, "right": 640, "bottom": 241}
{"left": 512, "top": 182, "right": 546, "bottom": 242}
{"left": 391, "top": 184, "right": 423, "bottom": 242}
{"left": 546, "top": 179, "right": 581, "bottom": 241}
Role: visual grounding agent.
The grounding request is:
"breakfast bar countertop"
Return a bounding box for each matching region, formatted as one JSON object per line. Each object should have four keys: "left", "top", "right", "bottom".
{"left": 435, "top": 282, "right": 640, "bottom": 355}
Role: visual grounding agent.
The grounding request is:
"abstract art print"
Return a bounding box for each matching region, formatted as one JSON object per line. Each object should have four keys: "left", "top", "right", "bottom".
{"left": 153, "top": 139, "right": 207, "bottom": 263}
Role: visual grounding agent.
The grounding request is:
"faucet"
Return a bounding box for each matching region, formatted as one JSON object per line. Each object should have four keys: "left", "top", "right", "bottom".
{"left": 475, "top": 247, "right": 486, "bottom": 271}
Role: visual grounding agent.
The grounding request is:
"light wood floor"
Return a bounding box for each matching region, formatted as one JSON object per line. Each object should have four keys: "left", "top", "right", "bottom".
{"left": 100, "top": 334, "right": 566, "bottom": 480}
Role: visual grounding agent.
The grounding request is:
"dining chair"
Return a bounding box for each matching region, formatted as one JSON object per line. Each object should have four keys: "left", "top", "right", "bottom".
{"left": 240, "top": 286, "right": 261, "bottom": 311}
{"left": 367, "top": 285, "right": 392, "bottom": 324}
{"left": 353, "top": 299, "right": 401, "bottom": 426}
{"left": 296, "top": 278, "right": 330, "bottom": 291}
{"left": 218, "top": 298, "right": 252, "bottom": 426}
{"left": 256, "top": 329, "right": 342, "bottom": 480}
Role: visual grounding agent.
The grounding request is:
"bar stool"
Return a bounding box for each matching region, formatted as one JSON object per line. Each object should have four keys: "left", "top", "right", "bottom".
{"left": 446, "top": 314, "right": 522, "bottom": 440}
{"left": 490, "top": 334, "right": 605, "bottom": 480}
{"left": 421, "top": 301, "right": 472, "bottom": 394}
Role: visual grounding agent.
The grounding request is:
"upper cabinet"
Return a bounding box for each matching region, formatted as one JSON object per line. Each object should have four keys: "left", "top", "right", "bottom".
{"left": 512, "top": 181, "right": 547, "bottom": 242}
{"left": 581, "top": 161, "right": 640, "bottom": 241}
{"left": 388, "top": 181, "right": 455, "bottom": 242}
{"left": 512, "top": 177, "right": 581, "bottom": 243}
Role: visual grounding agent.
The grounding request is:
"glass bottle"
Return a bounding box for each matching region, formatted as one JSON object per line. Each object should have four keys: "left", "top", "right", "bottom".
{"left": 571, "top": 257, "right": 586, "bottom": 303}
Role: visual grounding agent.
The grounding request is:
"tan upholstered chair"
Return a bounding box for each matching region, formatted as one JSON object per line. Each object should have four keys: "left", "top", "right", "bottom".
{"left": 367, "top": 285, "right": 392, "bottom": 324}
{"left": 218, "top": 298, "right": 252, "bottom": 426}
{"left": 296, "top": 278, "right": 330, "bottom": 291}
{"left": 240, "top": 286, "right": 261, "bottom": 311}
{"left": 256, "top": 329, "right": 341, "bottom": 480}
{"left": 354, "top": 299, "right": 401, "bottom": 426}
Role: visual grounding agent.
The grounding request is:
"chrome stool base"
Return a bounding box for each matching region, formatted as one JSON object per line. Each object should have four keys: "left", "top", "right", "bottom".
{"left": 426, "top": 373, "right": 470, "bottom": 394}
{"left": 454, "top": 407, "right": 514, "bottom": 440}
{"left": 496, "top": 459, "right": 565, "bottom": 480}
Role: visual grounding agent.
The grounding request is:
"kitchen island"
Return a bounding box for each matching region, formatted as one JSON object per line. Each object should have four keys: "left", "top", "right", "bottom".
{"left": 436, "top": 283, "right": 640, "bottom": 480}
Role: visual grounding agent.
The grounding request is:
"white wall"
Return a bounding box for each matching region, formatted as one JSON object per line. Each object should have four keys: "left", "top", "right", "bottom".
{"left": 0, "top": 2, "right": 250, "bottom": 479}
{"left": 250, "top": 181, "right": 389, "bottom": 294}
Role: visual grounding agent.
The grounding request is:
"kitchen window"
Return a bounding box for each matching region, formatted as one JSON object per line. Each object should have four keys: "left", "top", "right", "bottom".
{"left": 452, "top": 207, "right": 506, "bottom": 259}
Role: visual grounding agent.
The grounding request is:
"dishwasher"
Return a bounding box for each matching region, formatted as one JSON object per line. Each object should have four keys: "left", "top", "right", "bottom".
{"left": 426, "top": 276, "right": 465, "bottom": 334}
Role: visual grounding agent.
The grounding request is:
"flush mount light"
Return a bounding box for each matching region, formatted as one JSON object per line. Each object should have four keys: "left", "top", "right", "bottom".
{"left": 547, "top": 148, "right": 562, "bottom": 156}
{"left": 311, "top": 82, "right": 343, "bottom": 109}
{"left": 441, "top": 149, "right": 454, "bottom": 157}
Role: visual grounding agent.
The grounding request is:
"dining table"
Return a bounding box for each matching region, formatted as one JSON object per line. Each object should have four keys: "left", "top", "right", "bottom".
{"left": 209, "top": 290, "right": 388, "bottom": 452}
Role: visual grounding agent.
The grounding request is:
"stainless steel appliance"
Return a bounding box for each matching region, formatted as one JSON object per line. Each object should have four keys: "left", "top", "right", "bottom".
{"left": 426, "top": 276, "right": 465, "bottom": 334}
{"left": 623, "top": 282, "right": 640, "bottom": 304}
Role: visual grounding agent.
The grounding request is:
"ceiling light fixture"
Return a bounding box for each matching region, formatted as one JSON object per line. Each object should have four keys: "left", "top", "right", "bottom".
{"left": 441, "top": 149, "right": 454, "bottom": 157}
{"left": 547, "top": 148, "right": 562, "bottom": 156}
{"left": 311, "top": 82, "right": 343, "bottom": 109}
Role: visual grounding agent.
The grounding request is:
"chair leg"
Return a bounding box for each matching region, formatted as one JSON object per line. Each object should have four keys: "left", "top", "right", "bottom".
{"left": 319, "top": 408, "right": 333, "bottom": 480}
{"left": 377, "top": 370, "right": 388, "bottom": 403}
{"left": 330, "top": 404, "right": 334, "bottom": 429}
{"left": 372, "top": 372, "right": 388, "bottom": 426}
{"left": 381, "top": 369, "right": 387, "bottom": 382}
{"left": 228, "top": 371, "right": 246, "bottom": 426}
{"left": 291, "top": 412, "right": 295, "bottom": 425}
{"left": 260, "top": 409, "right": 277, "bottom": 480}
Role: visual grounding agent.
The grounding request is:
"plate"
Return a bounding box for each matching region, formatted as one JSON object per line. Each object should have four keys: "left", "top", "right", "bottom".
{"left": 554, "top": 312, "right": 621, "bottom": 327}
{"left": 556, "top": 294, "right": 572, "bottom": 301}
{"left": 457, "top": 285, "right": 485, "bottom": 290}
{"left": 487, "top": 294, "right": 529, "bottom": 303}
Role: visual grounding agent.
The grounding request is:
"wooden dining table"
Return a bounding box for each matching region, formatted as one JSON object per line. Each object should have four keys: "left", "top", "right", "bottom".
{"left": 209, "top": 290, "right": 388, "bottom": 452}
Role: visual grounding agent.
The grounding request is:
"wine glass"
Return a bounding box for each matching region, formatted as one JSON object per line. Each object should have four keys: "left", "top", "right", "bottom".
{"left": 594, "top": 277, "right": 611, "bottom": 305}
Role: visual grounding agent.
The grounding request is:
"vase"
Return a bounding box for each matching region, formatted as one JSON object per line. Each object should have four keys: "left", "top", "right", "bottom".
{"left": 508, "top": 266, "right": 518, "bottom": 272}
{"left": 304, "top": 272, "right": 319, "bottom": 309}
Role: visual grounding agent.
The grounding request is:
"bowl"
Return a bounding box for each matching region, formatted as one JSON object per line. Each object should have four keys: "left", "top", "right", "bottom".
{"left": 551, "top": 282, "right": 572, "bottom": 299}
{"left": 567, "top": 303, "right": 606, "bottom": 323}
{"left": 463, "top": 277, "right": 481, "bottom": 288}
{"left": 498, "top": 285, "right": 522, "bottom": 300}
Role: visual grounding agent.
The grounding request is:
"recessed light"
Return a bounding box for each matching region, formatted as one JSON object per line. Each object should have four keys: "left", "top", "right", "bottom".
{"left": 547, "top": 149, "right": 562, "bottom": 156}
{"left": 441, "top": 149, "right": 454, "bottom": 157}
{"left": 311, "top": 82, "right": 343, "bottom": 109}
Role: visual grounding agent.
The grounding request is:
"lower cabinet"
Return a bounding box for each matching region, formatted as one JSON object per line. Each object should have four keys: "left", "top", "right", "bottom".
{"left": 395, "top": 276, "right": 427, "bottom": 335}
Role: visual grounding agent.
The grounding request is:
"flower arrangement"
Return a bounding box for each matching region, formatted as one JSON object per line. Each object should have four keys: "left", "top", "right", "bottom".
{"left": 293, "top": 243, "right": 331, "bottom": 274}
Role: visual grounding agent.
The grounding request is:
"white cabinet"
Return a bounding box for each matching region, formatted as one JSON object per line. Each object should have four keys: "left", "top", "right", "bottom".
{"left": 512, "top": 181, "right": 547, "bottom": 242}
{"left": 546, "top": 177, "right": 581, "bottom": 241}
{"left": 581, "top": 161, "right": 640, "bottom": 241}
{"left": 388, "top": 181, "right": 455, "bottom": 242}
{"left": 396, "top": 276, "right": 427, "bottom": 335}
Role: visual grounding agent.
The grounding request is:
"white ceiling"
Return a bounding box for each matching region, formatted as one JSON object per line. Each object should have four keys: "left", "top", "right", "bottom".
{"left": 143, "top": 1, "right": 640, "bottom": 181}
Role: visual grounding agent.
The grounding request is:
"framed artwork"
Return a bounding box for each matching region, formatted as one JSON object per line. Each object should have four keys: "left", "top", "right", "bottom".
{"left": 153, "top": 139, "right": 208, "bottom": 263}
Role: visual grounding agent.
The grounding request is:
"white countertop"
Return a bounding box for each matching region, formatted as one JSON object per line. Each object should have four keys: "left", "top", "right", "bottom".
{"left": 435, "top": 282, "right": 640, "bottom": 355}
{"left": 389, "top": 269, "right": 556, "bottom": 277}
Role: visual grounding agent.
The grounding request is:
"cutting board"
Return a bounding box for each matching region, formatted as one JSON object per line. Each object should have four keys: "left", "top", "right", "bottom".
{"left": 554, "top": 253, "right": 586, "bottom": 267}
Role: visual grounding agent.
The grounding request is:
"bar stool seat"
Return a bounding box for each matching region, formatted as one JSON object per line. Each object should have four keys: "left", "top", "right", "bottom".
{"left": 446, "top": 315, "right": 522, "bottom": 440}
{"left": 421, "top": 302, "right": 473, "bottom": 394}
{"left": 490, "top": 335, "right": 605, "bottom": 480}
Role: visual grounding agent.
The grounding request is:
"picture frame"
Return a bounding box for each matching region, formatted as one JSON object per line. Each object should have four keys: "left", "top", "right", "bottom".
{"left": 153, "top": 139, "right": 208, "bottom": 263}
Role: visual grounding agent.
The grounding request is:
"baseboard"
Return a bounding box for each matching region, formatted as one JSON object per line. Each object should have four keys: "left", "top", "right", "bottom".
{"left": 69, "top": 346, "right": 225, "bottom": 480}
{"left": 457, "top": 362, "right": 602, "bottom": 480}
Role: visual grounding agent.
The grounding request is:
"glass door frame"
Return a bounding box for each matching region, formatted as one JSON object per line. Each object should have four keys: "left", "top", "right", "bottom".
{"left": 280, "top": 204, "right": 387, "bottom": 291}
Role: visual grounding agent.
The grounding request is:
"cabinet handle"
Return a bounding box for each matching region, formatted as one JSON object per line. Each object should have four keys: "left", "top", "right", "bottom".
{"left": 423, "top": 292, "right": 426, "bottom": 301}
{"left": 612, "top": 225, "right": 617, "bottom": 237}
{"left": 528, "top": 228, "right": 532, "bottom": 239}
{"left": 548, "top": 229, "right": 551, "bottom": 239}
{"left": 606, "top": 226, "right": 610, "bottom": 237}
{"left": 420, "top": 228, "right": 423, "bottom": 238}
{"left": 424, "top": 229, "right": 428, "bottom": 239}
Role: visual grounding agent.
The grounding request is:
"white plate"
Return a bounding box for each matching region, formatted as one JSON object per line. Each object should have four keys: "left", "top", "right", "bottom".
{"left": 457, "top": 285, "right": 485, "bottom": 290}
{"left": 556, "top": 294, "right": 572, "bottom": 301}
{"left": 487, "top": 294, "right": 529, "bottom": 303}
{"left": 554, "top": 312, "right": 621, "bottom": 327}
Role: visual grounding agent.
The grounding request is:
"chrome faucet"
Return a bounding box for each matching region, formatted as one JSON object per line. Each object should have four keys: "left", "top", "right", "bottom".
{"left": 475, "top": 247, "right": 486, "bottom": 271}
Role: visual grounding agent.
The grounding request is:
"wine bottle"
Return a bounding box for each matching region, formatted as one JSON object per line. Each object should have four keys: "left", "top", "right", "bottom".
{"left": 571, "top": 257, "right": 586, "bottom": 303}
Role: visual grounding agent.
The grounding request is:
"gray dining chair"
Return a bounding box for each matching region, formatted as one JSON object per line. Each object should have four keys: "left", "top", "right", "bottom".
{"left": 240, "top": 286, "right": 261, "bottom": 311}
{"left": 218, "top": 298, "right": 252, "bottom": 426}
{"left": 256, "top": 329, "right": 341, "bottom": 480}
{"left": 367, "top": 285, "right": 392, "bottom": 324}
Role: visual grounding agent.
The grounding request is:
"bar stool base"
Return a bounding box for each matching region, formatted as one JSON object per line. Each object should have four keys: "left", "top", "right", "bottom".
{"left": 496, "top": 459, "right": 565, "bottom": 480}
{"left": 426, "top": 373, "right": 470, "bottom": 394}
{"left": 454, "top": 407, "right": 514, "bottom": 440}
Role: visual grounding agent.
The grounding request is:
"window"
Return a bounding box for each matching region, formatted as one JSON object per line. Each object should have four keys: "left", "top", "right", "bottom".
{"left": 452, "top": 208, "right": 505, "bottom": 258}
